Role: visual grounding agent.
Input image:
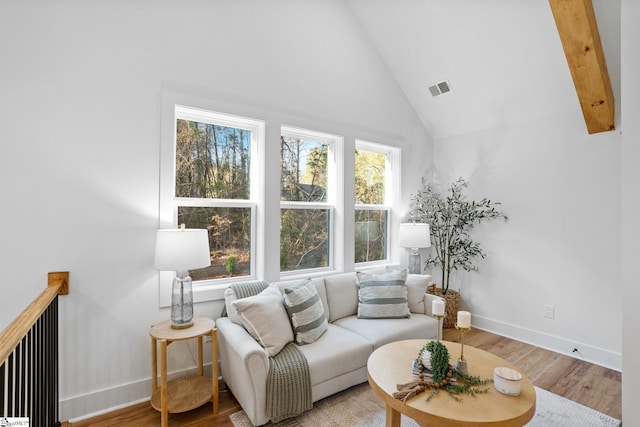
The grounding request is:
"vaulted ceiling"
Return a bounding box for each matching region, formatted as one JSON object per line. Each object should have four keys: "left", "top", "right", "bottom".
{"left": 346, "top": 0, "right": 621, "bottom": 140}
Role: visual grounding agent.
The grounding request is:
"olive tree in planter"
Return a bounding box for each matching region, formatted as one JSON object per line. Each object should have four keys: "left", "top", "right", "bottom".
{"left": 409, "top": 178, "right": 507, "bottom": 326}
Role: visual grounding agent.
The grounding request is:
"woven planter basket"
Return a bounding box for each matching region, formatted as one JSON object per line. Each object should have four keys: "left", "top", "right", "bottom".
{"left": 428, "top": 284, "right": 460, "bottom": 329}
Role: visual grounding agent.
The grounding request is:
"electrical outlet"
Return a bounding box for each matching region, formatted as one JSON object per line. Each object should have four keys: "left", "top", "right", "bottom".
{"left": 544, "top": 304, "right": 555, "bottom": 319}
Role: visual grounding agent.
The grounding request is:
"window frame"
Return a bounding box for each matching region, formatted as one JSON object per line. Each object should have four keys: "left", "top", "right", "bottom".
{"left": 159, "top": 97, "right": 265, "bottom": 305}
{"left": 354, "top": 140, "right": 400, "bottom": 268}
{"left": 158, "top": 94, "right": 404, "bottom": 303}
{"left": 279, "top": 125, "right": 342, "bottom": 278}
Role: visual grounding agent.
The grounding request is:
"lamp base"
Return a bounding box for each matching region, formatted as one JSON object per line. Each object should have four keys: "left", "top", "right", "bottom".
{"left": 171, "top": 274, "right": 194, "bottom": 329}
{"left": 408, "top": 249, "right": 421, "bottom": 274}
{"left": 171, "top": 320, "right": 194, "bottom": 329}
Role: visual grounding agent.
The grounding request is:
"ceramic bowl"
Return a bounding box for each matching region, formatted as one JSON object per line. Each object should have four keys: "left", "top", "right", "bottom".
{"left": 494, "top": 367, "right": 522, "bottom": 396}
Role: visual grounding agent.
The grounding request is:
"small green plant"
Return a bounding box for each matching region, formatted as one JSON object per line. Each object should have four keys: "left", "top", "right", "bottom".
{"left": 435, "top": 371, "right": 493, "bottom": 402}
{"left": 418, "top": 340, "right": 492, "bottom": 402}
{"left": 225, "top": 256, "right": 237, "bottom": 275}
{"left": 419, "top": 341, "right": 450, "bottom": 383}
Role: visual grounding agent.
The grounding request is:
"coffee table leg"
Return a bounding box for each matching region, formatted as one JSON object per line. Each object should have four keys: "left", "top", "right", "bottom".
{"left": 386, "top": 405, "right": 401, "bottom": 427}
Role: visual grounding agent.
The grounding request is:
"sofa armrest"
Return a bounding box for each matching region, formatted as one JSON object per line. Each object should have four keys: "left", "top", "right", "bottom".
{"left": 217, "top": 317, "right": 270, "bottom": 425}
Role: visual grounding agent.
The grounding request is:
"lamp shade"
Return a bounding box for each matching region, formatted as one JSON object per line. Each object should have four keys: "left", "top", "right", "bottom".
{"left": 398, "top": 223, "right": 431, "bottom": 249}
{"left": 154, "top": 228, "right": 211, "bottom": 272}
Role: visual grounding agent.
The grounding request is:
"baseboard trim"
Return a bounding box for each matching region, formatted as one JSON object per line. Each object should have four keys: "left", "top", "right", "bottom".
{"left": 62, "top": 364, "right": 213, "bottom": 422}
{"left": 472, "top": 315, "right": 621, "bottom": 371}
{"left": 63, "top": 318, "right": 621, "bottom": 421}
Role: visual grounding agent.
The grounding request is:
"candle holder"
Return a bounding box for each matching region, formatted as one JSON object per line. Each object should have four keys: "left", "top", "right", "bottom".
{"left": 454, "top": 324, "right": 471, "bottom": 374}
{"left": 434, "top": 314, "right": 444, "bottom": 341}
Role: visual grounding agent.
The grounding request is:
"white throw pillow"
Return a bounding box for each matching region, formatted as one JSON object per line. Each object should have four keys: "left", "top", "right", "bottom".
{"left": 356, "top": 269, "right": 410, "bottom": 319}
{"left": 231, "top": 284, "right": 293, "bottom": 357}
{"left": 224, "top": 281, "right": 269, "bottom": 325}
{"left": 283, "top": 279, "right": 328, "bottom": 345}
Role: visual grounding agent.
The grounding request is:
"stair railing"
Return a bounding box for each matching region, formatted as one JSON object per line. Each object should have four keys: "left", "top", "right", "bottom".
{"left": 0, "top": 271, "right": 69, "bottom": 427}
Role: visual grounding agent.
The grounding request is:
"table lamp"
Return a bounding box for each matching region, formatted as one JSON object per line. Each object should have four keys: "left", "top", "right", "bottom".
{"left": 154, "top": 225, "right": 211, "bottom": 329}
{"left": 398, "top": 222, "right": 431, "bottom": 274}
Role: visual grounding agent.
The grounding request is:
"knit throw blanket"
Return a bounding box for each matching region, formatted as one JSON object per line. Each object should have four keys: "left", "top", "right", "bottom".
{"left": 225, "top": 281, "right": 313, "bottom": 423}
{"left": 267, "top": 342, "right": 312, "bottom": 422}
{"left": 231, "top": 280, "right": 269, "bottom": 300}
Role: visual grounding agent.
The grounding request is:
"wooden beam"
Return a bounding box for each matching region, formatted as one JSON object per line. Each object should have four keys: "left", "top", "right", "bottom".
{"left": 549, "top": 0, "right": 615, "bottom": 134}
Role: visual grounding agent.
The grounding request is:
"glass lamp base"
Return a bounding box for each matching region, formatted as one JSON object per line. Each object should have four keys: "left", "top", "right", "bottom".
{"left": 408, "top": 250, "right": 421, "bottom": 274}
{"left": 171, "top": 274, "right": 194, "bottom": 329}
{"left": 171, "top": 320, "right": 193, "bottom": 329}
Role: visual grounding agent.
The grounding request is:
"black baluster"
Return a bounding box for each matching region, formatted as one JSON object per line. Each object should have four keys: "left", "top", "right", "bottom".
{"left": 7, "top": 351, "right": 14, "bottom": 416}
{"left": 1, "top": 359, "right": 5, "bottom": 416}
{"left": 53, "top": 297, "right": 59, "bottom": 426}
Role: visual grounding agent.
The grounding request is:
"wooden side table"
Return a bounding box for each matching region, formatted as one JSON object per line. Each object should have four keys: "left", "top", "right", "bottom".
{"left": 150, "top": 316, "right": 218, "bottom": 427}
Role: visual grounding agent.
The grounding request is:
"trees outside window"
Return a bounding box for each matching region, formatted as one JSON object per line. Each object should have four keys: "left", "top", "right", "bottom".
{"left": 354, "top": 141, "right": 398, "bottom": 265}
{"left": 175, "top": 120, "right": 251, "bottom": 200}
{"left": 160, "top": 100, "right": 400, "bottom": 304}
{"left": 170, "top": 106, "right": 262, "bottom": 282}
{"left": 177, "top": 206, "right": 251, "bottom": 280}
{"left": 280, "top": 127, "right": 337, "bottom": 273}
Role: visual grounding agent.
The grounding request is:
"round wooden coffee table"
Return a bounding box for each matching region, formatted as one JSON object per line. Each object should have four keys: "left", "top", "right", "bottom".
{"left": 367, "top": 339, "right": 536, "bottom": 427}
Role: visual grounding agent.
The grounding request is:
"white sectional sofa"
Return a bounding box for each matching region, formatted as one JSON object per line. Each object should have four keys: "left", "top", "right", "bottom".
{"left": 216, "top": 271, "right": 444, "bottom": 426}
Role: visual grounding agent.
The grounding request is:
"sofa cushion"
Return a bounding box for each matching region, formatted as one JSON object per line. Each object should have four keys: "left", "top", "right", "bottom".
{"left": 294, "top": 324, "right": 372, "bottom": 386}
{"left": 333, "top": 313, "right": 438, "bottom": 349}
{"left": 356, "top": 269, "right": 410, "bottom": 319}
{"left": 283, "top": 279, "right": 328, "bottom": 345}
{"left": 324, "top": 273, "right": 358, "bottom": 322}
{"left": 231, "top": 284, "right": 293, "bottom": 357}
{"left": 406, "top": 274, "right": 432, "bottom": 313}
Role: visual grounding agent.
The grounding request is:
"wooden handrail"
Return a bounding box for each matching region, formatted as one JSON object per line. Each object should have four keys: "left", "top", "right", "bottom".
{"left": 0, "top": 271, "right": 69, "bottom": 365}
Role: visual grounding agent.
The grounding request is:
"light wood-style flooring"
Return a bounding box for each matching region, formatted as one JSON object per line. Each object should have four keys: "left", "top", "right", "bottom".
{"left": 443, "top": 328, "right": 621, "bottom": 420}
{"left": 70, "top": 328, "right": 621, "bottom": 426}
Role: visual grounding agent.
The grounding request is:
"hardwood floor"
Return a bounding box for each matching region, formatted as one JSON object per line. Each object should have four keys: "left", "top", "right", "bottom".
{"left": 69, "top": 387, "right": 239, "bottom": 427}
{"left": 442, "top": 328, "right": 621, "bottom": 421}
{"left": 70, "top": 328, "right": 621, "bottom": 426}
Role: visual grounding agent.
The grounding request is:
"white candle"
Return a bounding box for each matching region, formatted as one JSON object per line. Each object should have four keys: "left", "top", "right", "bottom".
{"left": 432, "top": 300, "right": 445, "bottom": 316}
{"left": 457, "top": 311, "right": 471, "bottom": 328}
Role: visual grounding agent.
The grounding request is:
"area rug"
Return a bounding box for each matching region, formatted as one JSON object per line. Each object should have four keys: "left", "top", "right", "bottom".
{"left": 229, "top": 383, "right": 621, "bottom": 427}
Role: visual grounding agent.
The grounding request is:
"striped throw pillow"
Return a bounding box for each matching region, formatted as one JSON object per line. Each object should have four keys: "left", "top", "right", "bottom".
{"left": 356, "top": 269, "right": 410, "bottom": 319}
{"left": 283, "top": 280, "right": 328, "bottom": 345}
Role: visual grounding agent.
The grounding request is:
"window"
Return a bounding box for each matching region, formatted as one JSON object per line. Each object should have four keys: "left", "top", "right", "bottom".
{"left": 160, "top": 95, "right": 401, "bottom": 303}
{"left": 280, "top": 126, "right": 339, "bottom": 274}
{"left": 354, "top": 141, "right": 398, "bottom": 265}
{"left": 161, "top": 104, "right": 264, "bottom": 297}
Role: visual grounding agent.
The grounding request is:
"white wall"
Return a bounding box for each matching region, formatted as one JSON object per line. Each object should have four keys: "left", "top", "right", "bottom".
{"left": 433, "top": 111, "right": 622, "bottom": 370}
{"left": 0, "top": 0, "right": 432, "bottom": 420}
{"left": 621, "top": 0, "right": 640, "bottom": 424}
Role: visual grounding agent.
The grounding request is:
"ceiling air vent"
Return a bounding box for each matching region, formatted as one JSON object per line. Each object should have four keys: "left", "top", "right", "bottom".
{"left": 428, "top": 80, "right": 452, "bottom": 97}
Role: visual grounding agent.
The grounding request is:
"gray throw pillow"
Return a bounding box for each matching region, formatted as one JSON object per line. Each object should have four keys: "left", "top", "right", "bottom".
{"left": 283, "top": 279, "right": 328, "bottom": 344}
{"left": 356, "top": 269, "right": 410, "bottom": 319}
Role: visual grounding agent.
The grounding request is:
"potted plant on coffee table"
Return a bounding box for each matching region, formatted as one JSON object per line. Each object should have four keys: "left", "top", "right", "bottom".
{"left": 409, "top": 177, "right": 507, "bottom": 327}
